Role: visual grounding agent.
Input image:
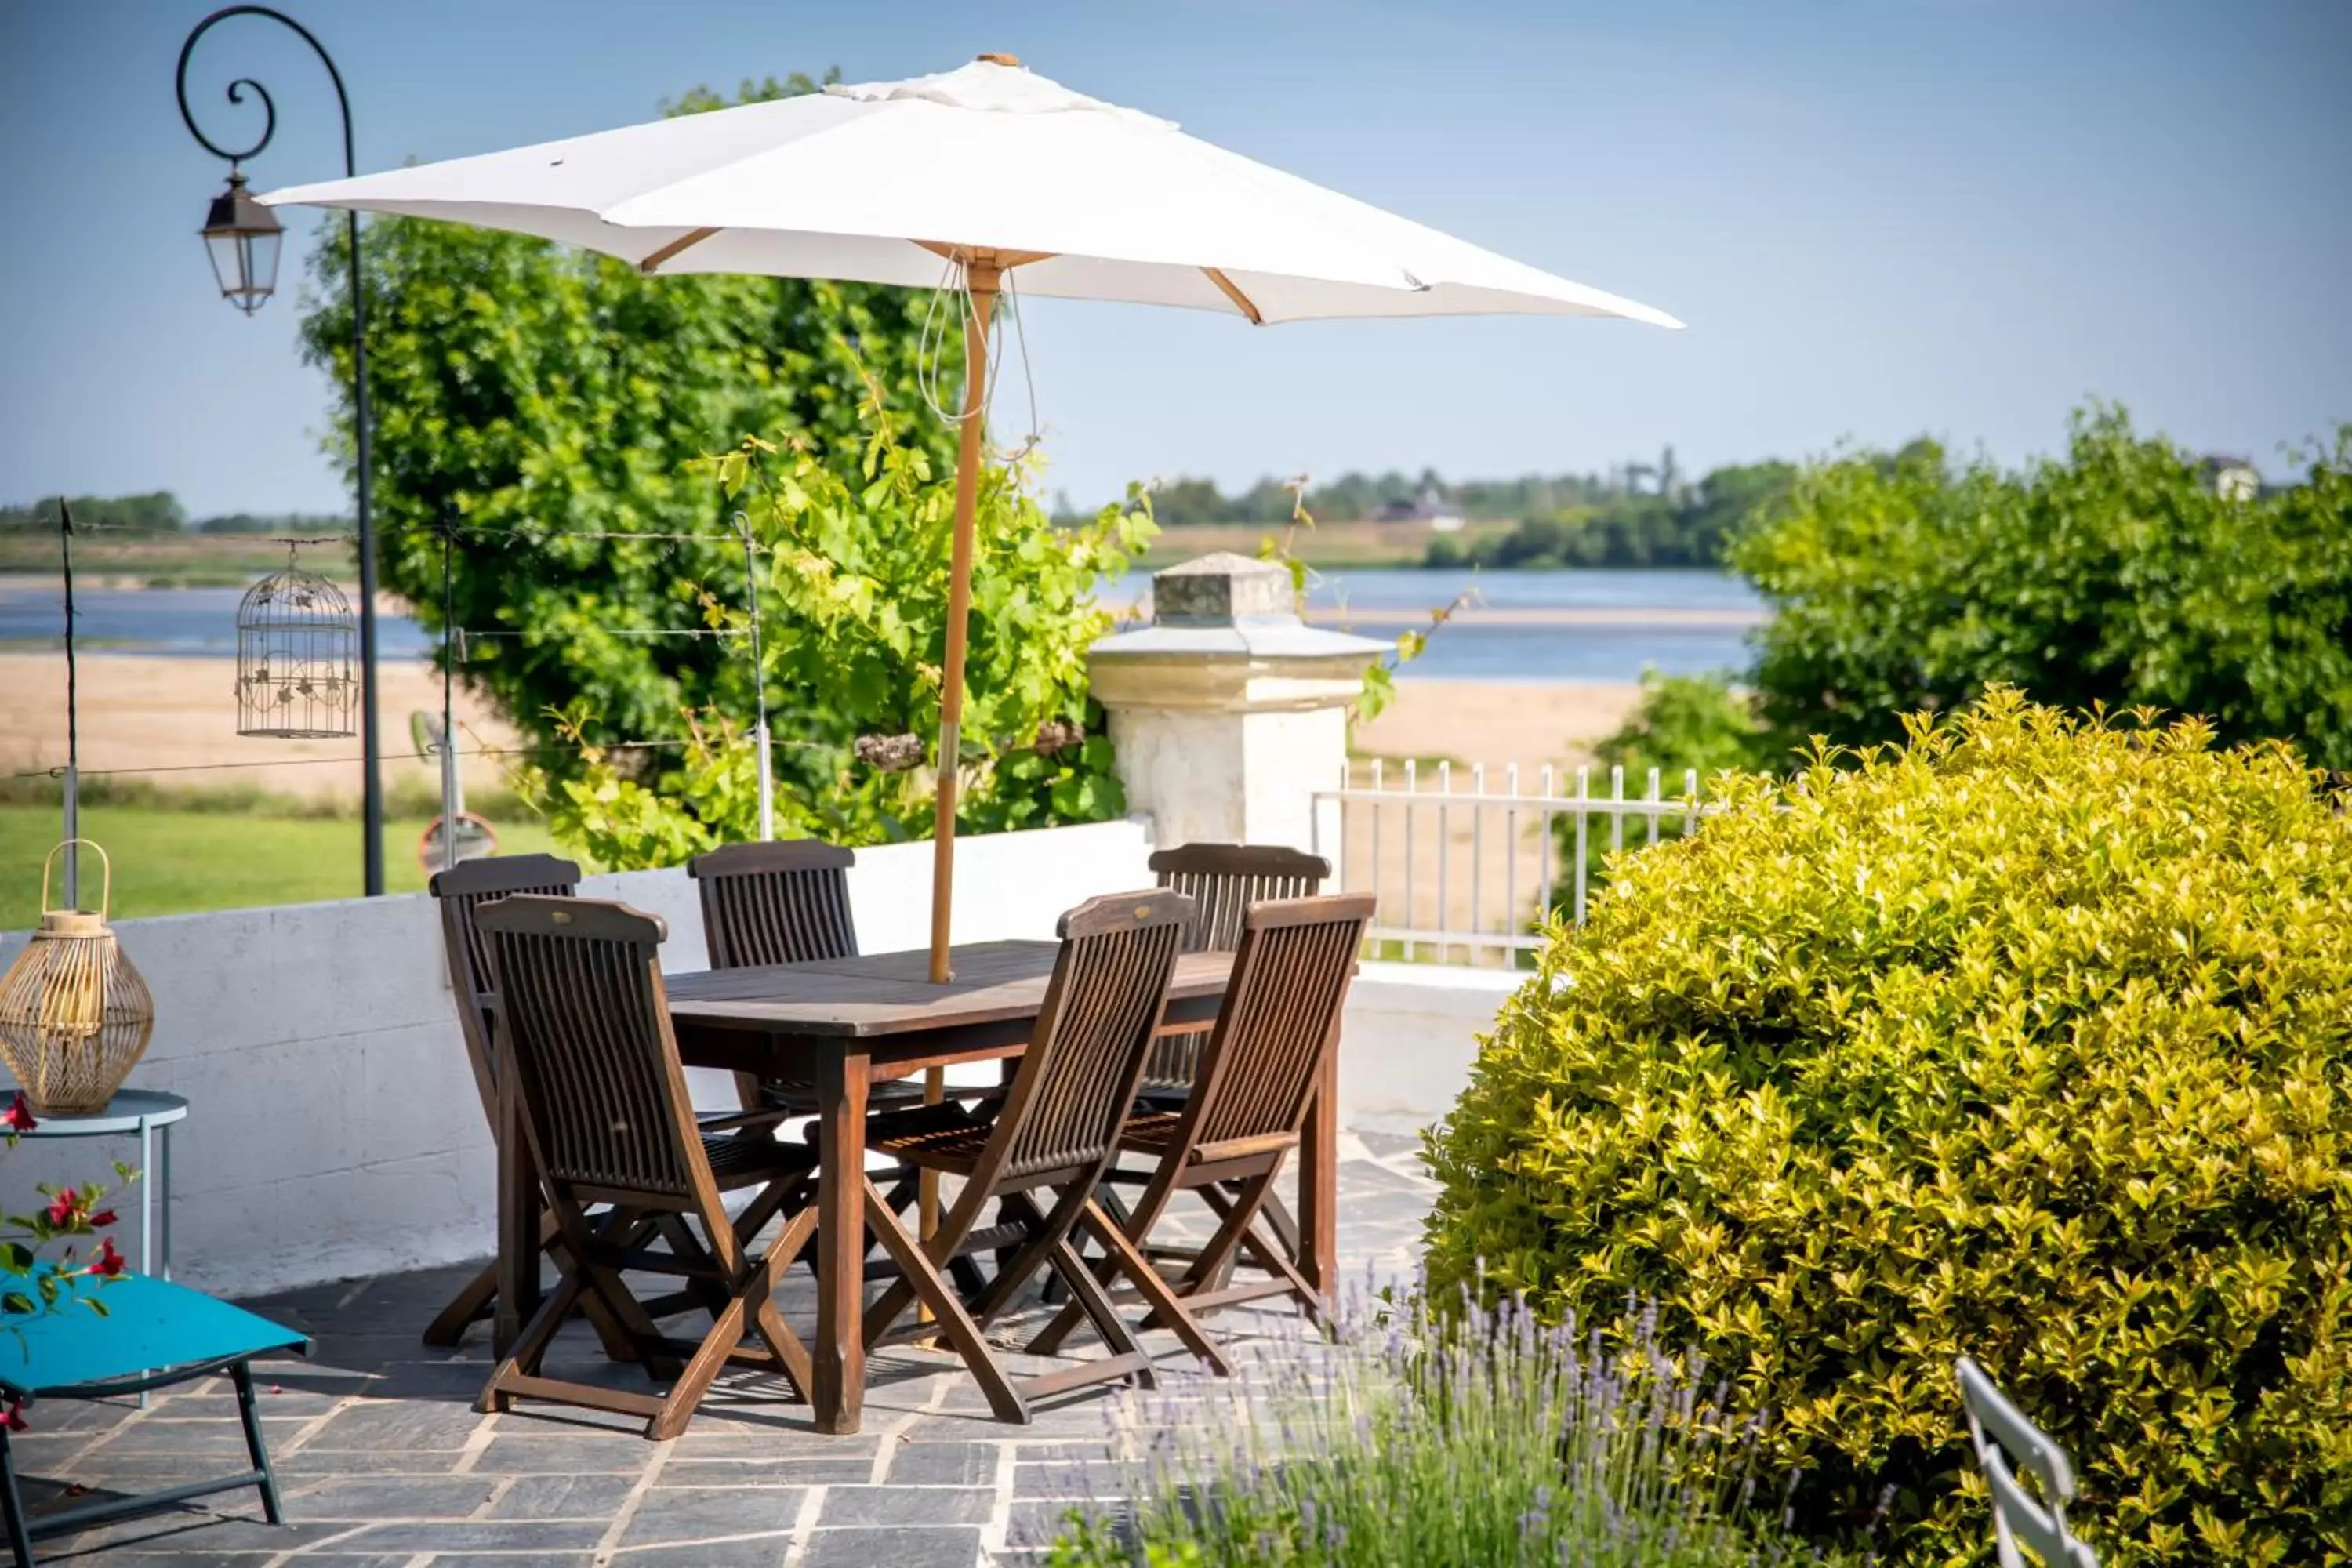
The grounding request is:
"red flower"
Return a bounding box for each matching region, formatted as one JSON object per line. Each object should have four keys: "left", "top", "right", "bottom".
{"left": 3, "top": 1399, "right": 25, "bottom": 1433}
{"left": 88, "top": 1210, "right": 117, "bottom": 1229}
{"left": 44, "top": 1190, "right": 76, "bottom": 1228}
{"left": 87, "top": 1238, "right": 124, "bottom": 1279}
{"left": 2, "top": 1094, "right": 34, "bottom": 1134}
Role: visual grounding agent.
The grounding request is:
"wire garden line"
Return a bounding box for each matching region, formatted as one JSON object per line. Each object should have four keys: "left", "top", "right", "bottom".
{"left": 6, "top": 733, "right": 840, "bottom": 785}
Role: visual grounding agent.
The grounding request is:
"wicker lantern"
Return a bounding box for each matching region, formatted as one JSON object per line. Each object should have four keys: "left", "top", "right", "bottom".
{"left": 236, "top": 546, "right": 356, "bottom": 739}
{"left": 0, "top": 842, "right": 155, "bottom": 1116}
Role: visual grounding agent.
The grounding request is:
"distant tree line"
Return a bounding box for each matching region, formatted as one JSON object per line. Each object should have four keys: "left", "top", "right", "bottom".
{"left": 1430, "top": 459, "right": 1798, "bottom": 569}
{"left": 1094, "top": 448, "right": 1801, "bottom": 568}
{"left": 1122, "top": 452, "right": 1702, "bottom": 528}
{"left": 0, "top": 492, "right": 352, "bottom": 535}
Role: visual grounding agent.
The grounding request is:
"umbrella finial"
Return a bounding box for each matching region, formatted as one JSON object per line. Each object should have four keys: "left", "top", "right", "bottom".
{"left": 975, "top": 52, "right": 1022, "bottom": 67}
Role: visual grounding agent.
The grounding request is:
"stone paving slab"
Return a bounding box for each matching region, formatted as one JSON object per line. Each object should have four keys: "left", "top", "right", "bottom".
{"left": 18, "top": 1131, "right": 1433, "bottom": 1566}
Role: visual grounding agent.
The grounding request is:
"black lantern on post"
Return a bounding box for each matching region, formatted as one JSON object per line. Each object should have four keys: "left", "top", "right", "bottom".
{"left": 200, "top": 170, "right": 283, "bottom": 315}
{"left": 177, "top": 5, "right": 385, "bottom": 897}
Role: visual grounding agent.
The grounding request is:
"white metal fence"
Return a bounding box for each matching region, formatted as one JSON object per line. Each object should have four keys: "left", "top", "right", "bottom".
{"left": 1311, "top": 760, "right": 1712, "bottom": 964}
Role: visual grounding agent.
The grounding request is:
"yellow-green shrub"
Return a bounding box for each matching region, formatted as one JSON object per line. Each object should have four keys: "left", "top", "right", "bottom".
{"left": 1422, "top": 690, "right": 2352, "bottom": 1566}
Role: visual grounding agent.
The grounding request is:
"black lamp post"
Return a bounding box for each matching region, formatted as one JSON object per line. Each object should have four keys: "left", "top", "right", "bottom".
{"left": 177, "top": 5, "right": 383, "bottom": 897}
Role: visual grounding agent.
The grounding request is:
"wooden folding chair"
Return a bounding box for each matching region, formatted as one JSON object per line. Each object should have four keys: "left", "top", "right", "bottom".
{"left": 426, "top": 855, "right": 761, "bottom": 1352}
{"left": 471, "top": 895, "right": 820, "bottom": 1440}
{"left": 688, "top": 840, "right": 925, "bottom": 1116}
{"left": 1112, "top": 844, "right": 1333, "bottom": 1279}
{"left": 688, "top": 838, "right": 964, "bottom": 1289}
{"left": 851, "top": 890, "right": 1227, "bottom": 1424}
{"left": 423, "top": 854, "right": 612, "bottom": 1351}
{"left": 1957, "top": 1356, "right": 2101, "bottom": 1567}
{"left": 1029, "top": 892, "right": 1372, "bottom": 1359}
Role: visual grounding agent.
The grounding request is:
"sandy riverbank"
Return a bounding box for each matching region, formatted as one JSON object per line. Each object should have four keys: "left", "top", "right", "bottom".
{"left": 2, "top": 655, "right": 1635, "bottom": 804}
{"left": 1349, "top": 679, "right": 1639, "bottom": 771}
{"left": 0, "top": 652, "right": 524, "bottom": 801}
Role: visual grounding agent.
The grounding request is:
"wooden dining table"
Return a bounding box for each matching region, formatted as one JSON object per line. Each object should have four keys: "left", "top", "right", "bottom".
{"left": 491, "top": 938, "right": 1341, "bottom": 1435}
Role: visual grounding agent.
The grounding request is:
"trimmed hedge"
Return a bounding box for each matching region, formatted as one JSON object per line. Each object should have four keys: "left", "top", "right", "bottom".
{"left": 1422, "top": 691, "right": 2352, "bottom": 1565}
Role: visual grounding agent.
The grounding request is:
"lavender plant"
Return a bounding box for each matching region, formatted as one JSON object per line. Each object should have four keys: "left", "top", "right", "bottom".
{"left": 1037, "top": 1283, "right": 1830, "bottom": 1567}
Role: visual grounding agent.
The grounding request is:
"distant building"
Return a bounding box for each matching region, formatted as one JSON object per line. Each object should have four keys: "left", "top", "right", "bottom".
{"left": 2200, "top": 455, "right": 2263, "bottom": 503}
{"left": 1374, "top": 484, "right": 1465, "bottom": 532}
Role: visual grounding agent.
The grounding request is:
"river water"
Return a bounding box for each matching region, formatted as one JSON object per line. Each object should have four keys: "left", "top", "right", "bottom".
{"left": 0, "top": 568, "right": 1765, "bottom": 684}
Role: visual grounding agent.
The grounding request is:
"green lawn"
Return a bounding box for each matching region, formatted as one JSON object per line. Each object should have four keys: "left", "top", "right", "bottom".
{"left": 1, "top": 805, "right": 564, "bottom": 930}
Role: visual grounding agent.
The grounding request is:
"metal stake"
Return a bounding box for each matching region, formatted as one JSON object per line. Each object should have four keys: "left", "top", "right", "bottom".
{"left": 738, "top": 512, "right": 774, "bottom": 841}
{"left": 439, "top": 522, "right": 462, "bottom": 869}
{"left": 58, "top": 499, "right": 81, "bottom": 909}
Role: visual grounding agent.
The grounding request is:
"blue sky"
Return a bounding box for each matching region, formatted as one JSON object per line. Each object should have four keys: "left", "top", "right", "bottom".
{"left": 3, "top": 0, "right": 2347, "bottom": 517}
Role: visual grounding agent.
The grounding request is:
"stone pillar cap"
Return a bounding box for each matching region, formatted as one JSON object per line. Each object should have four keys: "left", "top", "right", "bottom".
{"left": 1149, "top": 551, "right": 1298, "bottom": 628}
{"left": 1091, "top": 552, "right": 1388, "bottom": 663}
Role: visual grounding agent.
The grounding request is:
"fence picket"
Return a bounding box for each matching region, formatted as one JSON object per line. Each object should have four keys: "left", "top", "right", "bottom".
{"left": 1313, "top": 758, "right": 1719, "bottom": 964}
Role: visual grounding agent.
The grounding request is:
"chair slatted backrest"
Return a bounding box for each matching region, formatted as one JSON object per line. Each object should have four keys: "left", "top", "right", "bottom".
{"left": 1142, "top": 844, "right": 1329, "bottom": 1091}
{"left": 429, "top": 854, "right": 582, "bottom": 1123}
{"left": 1183, "top": 894, "right": 1374, "bottom": 1155}
{"left": 474, "top": 895, "right": 712, "bottom": 1205}
{"left": 1150, "top": 844, "right": 1329, "bottom": 953}
{"left": 688, "top": 840, "right": 858, "bottom": 969}
{"left": 1956, "top": 1356, "right": 2100, "bottom": 1568}
{"left": 983, "top": 891, "right": 1189, "bottom": 1185}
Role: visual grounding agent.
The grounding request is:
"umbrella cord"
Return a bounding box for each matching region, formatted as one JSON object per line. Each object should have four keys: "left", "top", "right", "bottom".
{"left": 916, "top": 257, "right": 1040, "bottom": 466}
{"left": 995, "top": 268, "right": 1041, "bottom": 467}
{"left": 916, "top": 257, "right": 980, "bottom": 427}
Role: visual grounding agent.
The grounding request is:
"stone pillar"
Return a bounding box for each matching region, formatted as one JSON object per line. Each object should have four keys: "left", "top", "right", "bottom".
{"left": 1087, "top": 553, "right": 1387, "bottom": 855}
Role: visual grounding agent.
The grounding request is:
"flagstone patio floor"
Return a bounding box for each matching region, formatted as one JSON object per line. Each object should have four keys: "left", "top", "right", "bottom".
{"left": 16, "top": 1130, "right": 1436, "bottom": 1567}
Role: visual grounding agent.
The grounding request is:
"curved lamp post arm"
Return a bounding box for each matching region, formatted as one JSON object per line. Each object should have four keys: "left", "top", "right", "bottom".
{"left": 176, "top": 5, "right": 354, "bottom": 176}
{"left": 176, "top": 5, "right": 383, "bottom": 898}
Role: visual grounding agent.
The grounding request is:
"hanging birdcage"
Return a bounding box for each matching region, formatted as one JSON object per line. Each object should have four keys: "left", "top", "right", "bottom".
{"left": 0, "top": 842, "right": 156, "bottom": 1116}
{"left": 236, "top": 544, "right": 356, "bottom": 738}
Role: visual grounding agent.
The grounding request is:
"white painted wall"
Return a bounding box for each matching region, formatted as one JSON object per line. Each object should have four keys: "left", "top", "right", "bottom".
{"left": 0, "top": 820, "right": 1515, "bottom": 1298}
{"left": 1336, "top": 961, "right": 1518, "bottom": 1136}
{"left": 0, "top": 819, "right": 1154, "bottom": 1298}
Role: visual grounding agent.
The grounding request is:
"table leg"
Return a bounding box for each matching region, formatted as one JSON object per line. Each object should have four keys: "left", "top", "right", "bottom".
{"left": 1298, "top": 1040, "right": 1339, "bottom": 1300}
{"left": 137, "top": 1117, "right": 155, "bottom": 1408}
{"left": 812, "top": 1040, "right": 869, "bottom": 1434}
{"left": 159, "top": 1123, "right": 172, "bottom": 1280}
{"left": 137, "top": 1119, "right": 153, "bottom": 1279}
{"left": 492, "top": 1073, "right": 539, "bottom": 1359}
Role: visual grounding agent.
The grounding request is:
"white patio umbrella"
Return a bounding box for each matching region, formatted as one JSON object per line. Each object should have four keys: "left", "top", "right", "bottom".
{"left": 263, "top": 54, "right": 1682, "bottom": 986}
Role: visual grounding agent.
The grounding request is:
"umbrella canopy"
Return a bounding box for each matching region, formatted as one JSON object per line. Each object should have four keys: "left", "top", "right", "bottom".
{"left": 263, "top": 57, "right": 1682, "bottom": 328}
{"left": 261, "top": 55, "right": 1682, "bottom": 985}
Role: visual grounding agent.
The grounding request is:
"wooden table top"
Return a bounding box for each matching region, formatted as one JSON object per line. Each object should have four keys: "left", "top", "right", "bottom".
{"left": 664, "top": 939, "right": 1234, "bottom": 1037}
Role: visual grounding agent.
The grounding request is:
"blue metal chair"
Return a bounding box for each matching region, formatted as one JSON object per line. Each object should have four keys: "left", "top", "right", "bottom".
{"left": 1956, "top": 1355, "right": 2100, "bottom": 1568}
{"left": 0, "top": 1272, "right": 307, "bottom": 1566}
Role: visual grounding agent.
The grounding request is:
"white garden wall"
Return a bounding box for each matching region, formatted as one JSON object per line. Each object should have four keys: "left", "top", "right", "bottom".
{"left": 1334, "top": 962, "right": 1519, "bottom": 1136}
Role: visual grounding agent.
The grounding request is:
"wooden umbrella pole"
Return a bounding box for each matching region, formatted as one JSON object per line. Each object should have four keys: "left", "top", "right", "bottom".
{"left": 927, "top": 261, "right": 997, "bottom": 986}
{"left": 920, "top": 259, "right": 996, "bottom": 1254}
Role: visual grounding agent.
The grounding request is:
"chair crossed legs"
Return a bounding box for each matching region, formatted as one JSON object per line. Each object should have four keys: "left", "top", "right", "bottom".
{"left": 851, "top": 891, "right": 1229, "bottom": 1423}
{"left": 1030, "top": 893, "right": 1372, "bottom": 1359}
{"left": 470, "top": 895, "right": 820, "bottom": 1440}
